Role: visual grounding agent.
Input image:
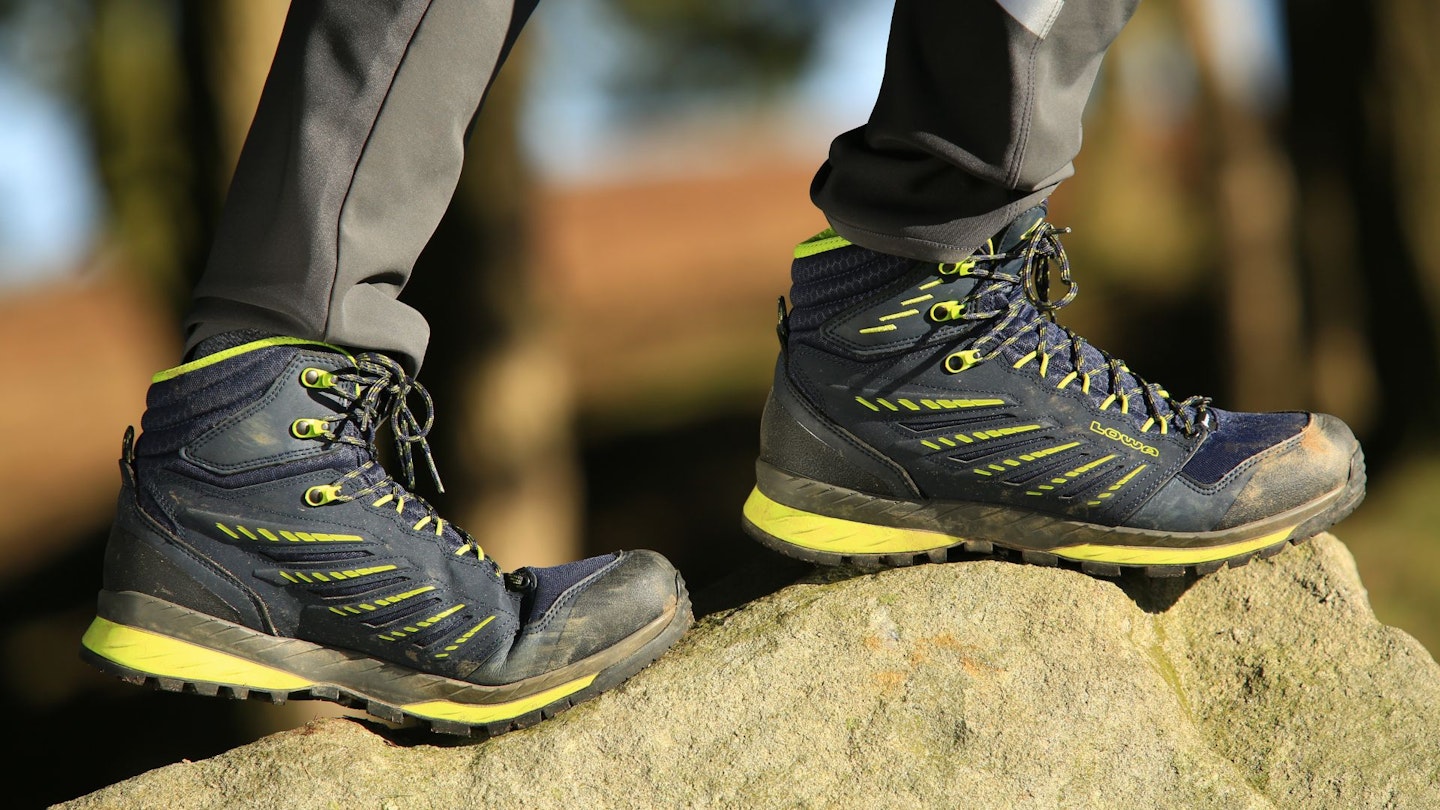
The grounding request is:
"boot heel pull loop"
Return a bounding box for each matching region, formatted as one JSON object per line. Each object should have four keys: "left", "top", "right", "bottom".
{"left": 118, "top": 425, "right": 137, "bottom": 487}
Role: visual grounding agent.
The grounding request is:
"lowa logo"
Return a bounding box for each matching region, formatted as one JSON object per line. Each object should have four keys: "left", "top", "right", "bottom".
{"left": 1090, "top": 421, "right": 1160, "bottom": 457}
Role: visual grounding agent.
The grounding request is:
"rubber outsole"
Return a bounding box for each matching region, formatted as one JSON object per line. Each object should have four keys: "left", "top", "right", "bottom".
{"left": 80, "top": 580, "right": 693, "bottom": 738}
{"left": 743, "top": 448, "right": 1367, "bottom": 579}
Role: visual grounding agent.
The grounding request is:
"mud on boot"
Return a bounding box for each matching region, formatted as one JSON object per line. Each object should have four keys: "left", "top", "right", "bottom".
{"left": 82, "top": 332, "right": 692, "bottom": 736}
{"left": 743, "top": 206, "right": 1366, "bottom": 578}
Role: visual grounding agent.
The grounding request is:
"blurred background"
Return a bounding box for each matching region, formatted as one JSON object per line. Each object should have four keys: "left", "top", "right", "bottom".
{"left": 1, "top": 0, "right": 1436, "bottom": 805}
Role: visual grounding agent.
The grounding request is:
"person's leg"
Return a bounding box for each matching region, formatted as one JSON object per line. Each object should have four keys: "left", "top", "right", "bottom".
{"left": 813, "top": 0, "right": 1137, "bottom": 262}
{"left": 82, "top": 0, "right": 692, "bottom": 737}
{"left": 744, "top": 0, "right": 1366, "bottom": 576}
{"left": 185, "top": 0, "right": 535, "bottom": 372}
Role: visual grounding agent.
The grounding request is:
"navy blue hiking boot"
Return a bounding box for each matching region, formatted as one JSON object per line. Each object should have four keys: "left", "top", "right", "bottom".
{"left": 82, "top": 332, "right": 692, "bottom": 736}
{"left": 743, "top": 206, "right": 1366, "bottom": 577}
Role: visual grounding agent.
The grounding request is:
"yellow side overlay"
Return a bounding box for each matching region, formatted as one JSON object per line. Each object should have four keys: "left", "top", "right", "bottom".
{"left": 744, "top": 487, "right": 1296, "bottom": 564}
{"left": 1049, "top": 527, "right": 1293, "bottom": 566}
{"left": 743, "top": 488, "right": 954, "bottom": 554}
{"left": 403, "top": 675, "right": 596, "bottom": 724}
{"left": 81, "top": 618, "right": 314, "bottom": 690}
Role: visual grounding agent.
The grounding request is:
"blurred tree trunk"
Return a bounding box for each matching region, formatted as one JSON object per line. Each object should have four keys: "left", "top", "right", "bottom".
{"left": 1175, "top": 0, "right": 1306, "bottom": 413}
{"left": 81, "top": 0, "right": 226, "bottom": 319}
{"left": 208, "top": 1, "right": 289, "bottom": 189}
{"left": 1284, "top": 0, "right": 1440, "bottom": 477}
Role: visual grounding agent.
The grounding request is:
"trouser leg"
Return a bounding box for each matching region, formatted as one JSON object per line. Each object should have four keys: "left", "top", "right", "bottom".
{"left": 811, "top": 0, "right": 1140, "bottom": 263}
{"left": 185, "top": 0, "right": 540, "bottom": 373}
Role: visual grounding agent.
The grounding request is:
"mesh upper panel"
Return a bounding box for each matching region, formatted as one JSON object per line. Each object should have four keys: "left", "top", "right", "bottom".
{"left": 788, "top": 246, "right": 917, "bottom": 332}
{"left": 523, "top": 554, "right": 618, "bottom": 619}
{"left": 1181, "top": 409, "right": 1308, "bottom": 486}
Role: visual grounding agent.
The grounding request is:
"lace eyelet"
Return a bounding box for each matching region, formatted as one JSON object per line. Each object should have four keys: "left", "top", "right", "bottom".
{"left": 300, "top": 367, "right": 336, "bottom": 389}
{"left": 938, "top": 259, "right": 976, "bottom": 276}
{"left": 304, "top": 484, "right": 342, "bottom": 506}
{"left": 928, "top": 301, "right": 965, "bottom": 322}
{"left": 944, "top": 350, "right": 982, "bottom": 374}
{"left": 291, "top": 418, "right": 329, "bottom": 439}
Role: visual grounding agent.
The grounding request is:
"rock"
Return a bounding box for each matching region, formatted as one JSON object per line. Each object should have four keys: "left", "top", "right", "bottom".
{"left": 56, "top": 534, "right": 1440, "bottom": 810}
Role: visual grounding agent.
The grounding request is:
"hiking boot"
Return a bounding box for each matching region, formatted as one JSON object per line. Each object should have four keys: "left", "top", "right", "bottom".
{"left": 742, "top": 206, "right": 1366, "bottom": 577}
{"left": 81, "top": 332, "right": 692, "bottom": 736}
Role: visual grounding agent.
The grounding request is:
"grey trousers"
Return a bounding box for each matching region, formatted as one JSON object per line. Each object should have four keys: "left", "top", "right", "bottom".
{"left": 186, "top": 0, "right": 1137, "bottom": 372}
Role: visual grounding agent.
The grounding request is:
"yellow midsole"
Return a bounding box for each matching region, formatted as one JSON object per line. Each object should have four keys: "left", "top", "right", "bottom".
{"left": 743, "top": 487, "right": 954, "bottom": 554}
{"left": 744, "top": 487, "right": 1296, "bottom": 564}
{"left": 84, "top": 617, "right": 599, "bottom": 723}
{"left": 82, "top": 617, "right": 314, "bottom": 690}
{"left": 402, "top": 675, "right": 596, "bottom": 724}
{"left": 1047, "top": 528, "right": 1293, "bottom": 565}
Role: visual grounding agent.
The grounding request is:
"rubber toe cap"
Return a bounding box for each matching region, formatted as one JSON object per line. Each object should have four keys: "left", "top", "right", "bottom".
{"left": 473, "top": 550, "right": 685, "bottom": 684}
{"left": 1218, "top": 413, "right": 1360, "bottom": 529}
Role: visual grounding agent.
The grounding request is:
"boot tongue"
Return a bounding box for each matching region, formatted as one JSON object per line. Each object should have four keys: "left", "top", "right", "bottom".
{"left": 988, "top": 204, "right": 1048, "bottom": 256}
